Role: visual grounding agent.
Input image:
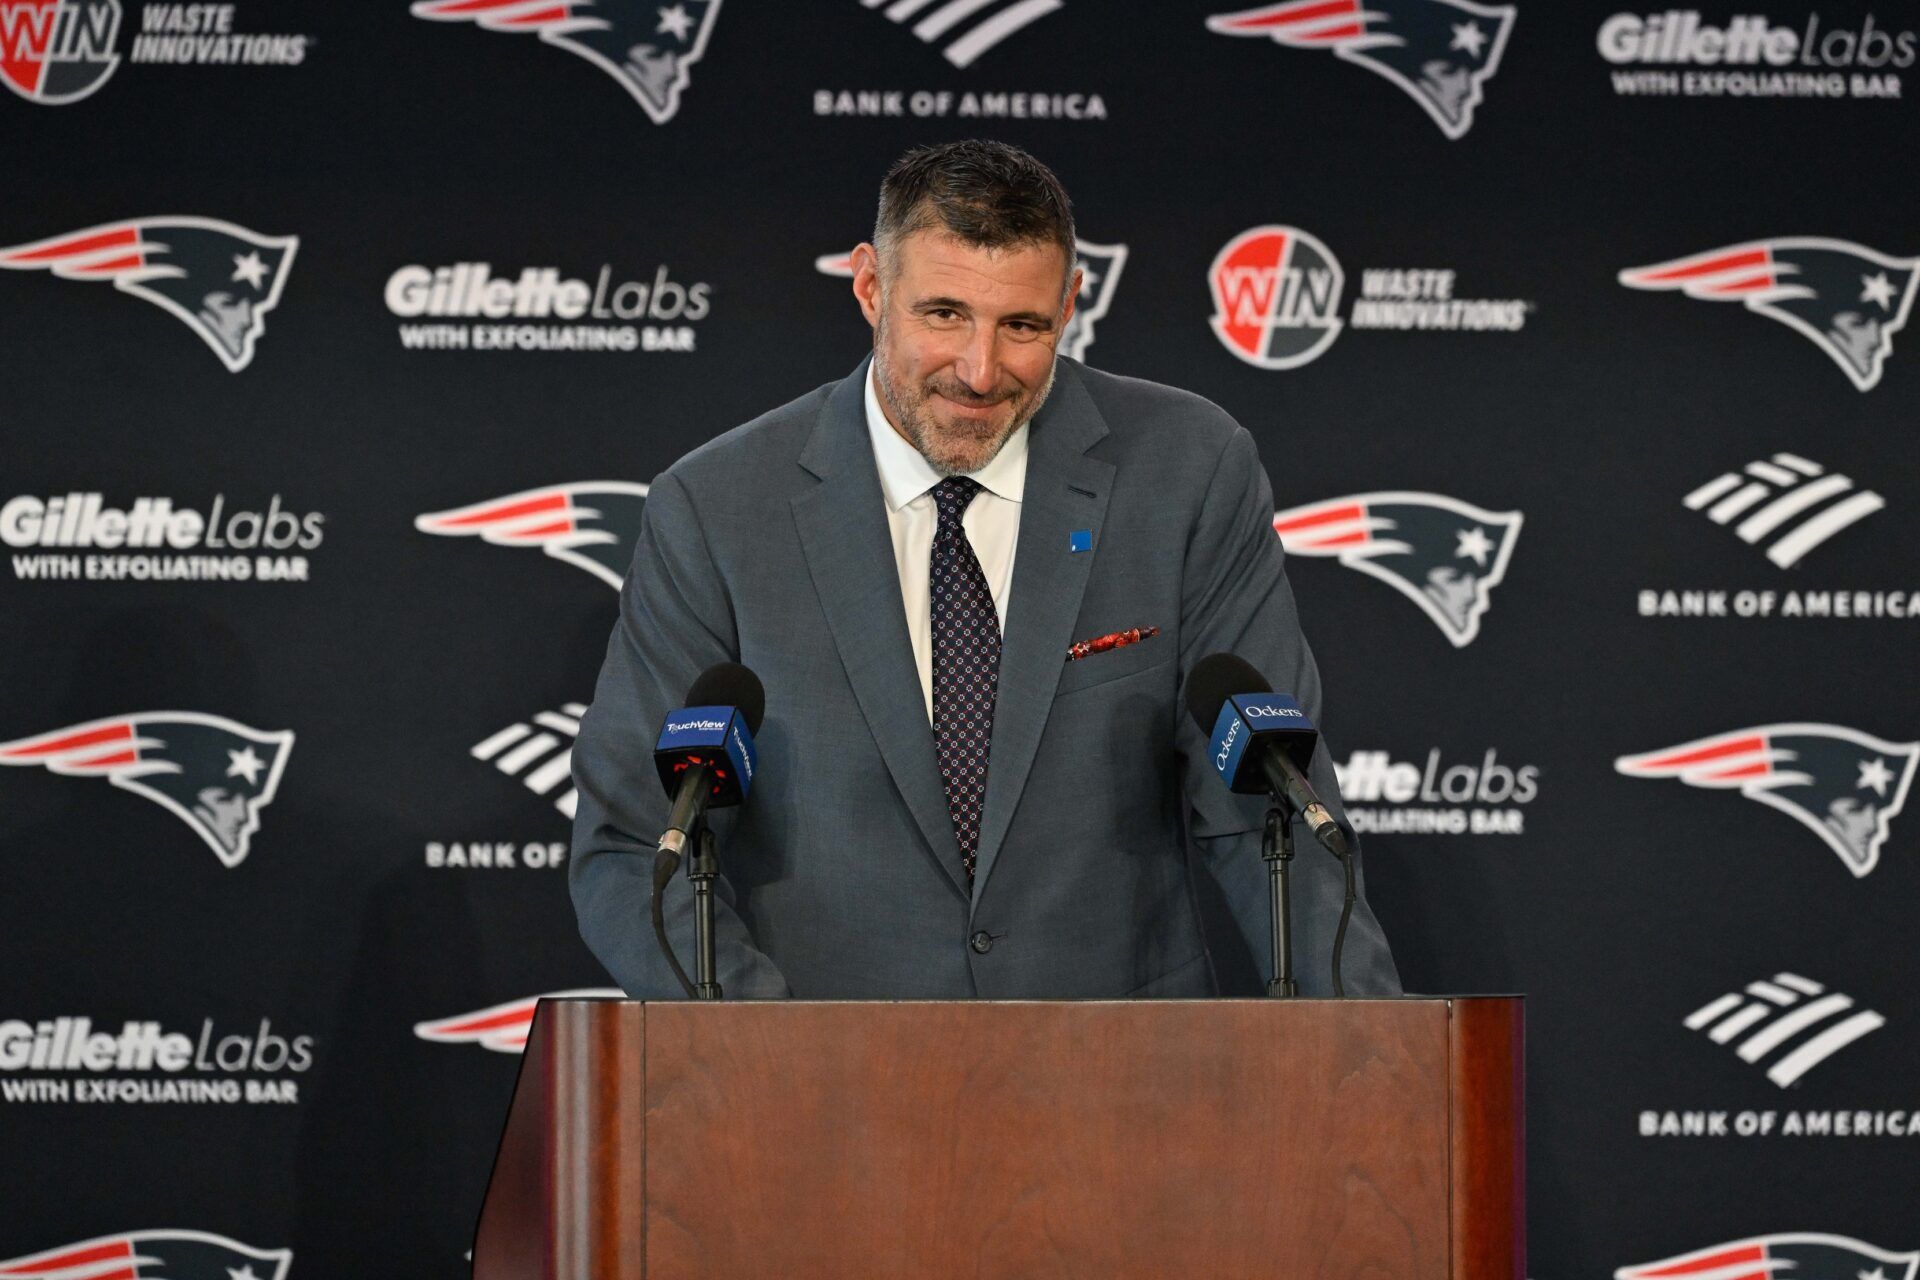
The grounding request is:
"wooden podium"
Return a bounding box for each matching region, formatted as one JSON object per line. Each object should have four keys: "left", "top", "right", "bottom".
{"left": 471, "top": 998, "right": 1523, "bottom": 1279}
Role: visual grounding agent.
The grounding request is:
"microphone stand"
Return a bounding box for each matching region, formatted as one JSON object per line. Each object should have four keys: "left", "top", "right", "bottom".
{"left": 1263, "top": 804, "right": 1298, "bottom": 998}
{"left": 687, "top": 816, "right": 722, "bottom": 1001}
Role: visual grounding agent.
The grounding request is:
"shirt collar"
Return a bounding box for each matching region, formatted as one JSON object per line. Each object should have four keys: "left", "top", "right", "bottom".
{"left": 865, "top": 358, "right": 1028, "bottom": 513}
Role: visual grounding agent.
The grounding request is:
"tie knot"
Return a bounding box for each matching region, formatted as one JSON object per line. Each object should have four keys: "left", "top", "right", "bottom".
{"left": 931, "top": 476, "right": 984, "bottom": 529}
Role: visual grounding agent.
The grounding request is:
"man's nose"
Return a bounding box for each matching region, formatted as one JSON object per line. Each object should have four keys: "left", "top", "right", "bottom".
{"left": 952, "top": 325, "right": 1002, "bottom": 394}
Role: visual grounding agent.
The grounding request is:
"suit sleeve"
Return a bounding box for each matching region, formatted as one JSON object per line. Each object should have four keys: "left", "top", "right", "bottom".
{"left": 1177, "top": 424, "right": 1402, "bottom": 997}
{"left": 568, "top": 470, "right": 793, "bottom": 999}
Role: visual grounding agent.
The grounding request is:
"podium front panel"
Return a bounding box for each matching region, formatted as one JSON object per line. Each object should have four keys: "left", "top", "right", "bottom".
{"left": 642, "top": 999, "right": 1452, "bottom": 1278}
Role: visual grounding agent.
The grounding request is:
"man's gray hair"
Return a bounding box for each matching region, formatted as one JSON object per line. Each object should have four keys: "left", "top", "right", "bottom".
{"left": 873, "top": 139, "right": 1076, "bottom": 299}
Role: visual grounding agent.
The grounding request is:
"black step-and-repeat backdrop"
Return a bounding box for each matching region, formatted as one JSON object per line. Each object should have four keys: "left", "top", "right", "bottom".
{"left": 3, "top": 0, "right": 1916, "bottom": 1274}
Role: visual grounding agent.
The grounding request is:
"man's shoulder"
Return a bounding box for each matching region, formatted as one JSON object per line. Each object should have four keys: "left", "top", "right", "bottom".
{"left": 658, "top": 375, "right": 840, "bottom": 497}
{"left": 1060, "top": 359, "right": 1248, "bottom": 471}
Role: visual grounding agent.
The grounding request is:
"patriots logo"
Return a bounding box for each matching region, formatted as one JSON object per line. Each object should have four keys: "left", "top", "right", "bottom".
{"left": 1616, "top": 724, "right": 1918, "bottom": 878}
{"left": 410, "top": 0, "right": 722, "bottom": 124}
{"left": 0, "top": 217, "right": 297, "bottom": 372}
{"left": 1207, "top": 0, "right": 1516, "bottom": 140}
{"left": 815, "top": 238, "right": 1127, "bottom": 362}
{"left": 1616, "top": 1233, "right": 1918, "bottom": 1280}
{"left": 1620, "top": 238, "right": 1920, "bottom": 392}
{"left": 415, "top": 482, "right": 649, "bottom": 590}
{"left": 1060, "top": 239, "right": 1127, "bottom": 361}
{"left": 1272, "top": 491, "right": 1522, "bottom": 646}
{"left": 0, "top": 1229, "right": 292, "bottom": 1280}
{"left": 414, "top": 989, "right": 623, "bottom": 1053}
{"left": 0, "top": 713, "right": 294, "bottom": 867}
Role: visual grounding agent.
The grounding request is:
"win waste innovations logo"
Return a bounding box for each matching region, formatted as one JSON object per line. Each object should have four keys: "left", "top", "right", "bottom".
{"left": 0, "top": 1, "right": 311, "bottom": 106}
{"left": 1208, "top": 225, "right": 1531, "bottom": 370}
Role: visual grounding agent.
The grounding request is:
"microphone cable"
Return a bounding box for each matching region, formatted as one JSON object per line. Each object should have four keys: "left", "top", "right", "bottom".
{"left": 1331, "top": 841, "right": 1355, "bottom": 999}
{"left": 651, "top": 847, "right": 697, "bottom": 999}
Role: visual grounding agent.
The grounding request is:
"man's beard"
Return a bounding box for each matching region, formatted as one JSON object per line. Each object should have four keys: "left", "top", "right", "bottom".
{"left": 873, "top": 316, "right": 1058, "bottom": 477}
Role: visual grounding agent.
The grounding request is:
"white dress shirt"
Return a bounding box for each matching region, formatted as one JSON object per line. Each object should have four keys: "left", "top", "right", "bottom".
{"left": 864, "top": 361, "right": 1027, "bottom": 723}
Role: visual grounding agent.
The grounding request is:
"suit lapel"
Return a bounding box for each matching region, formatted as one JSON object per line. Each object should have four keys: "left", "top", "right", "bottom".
{"left": 971, "top": 365, "right": 1113, "bottom": 907}
{"left": 791, "top": 360, "right": 970, "bottom": 896}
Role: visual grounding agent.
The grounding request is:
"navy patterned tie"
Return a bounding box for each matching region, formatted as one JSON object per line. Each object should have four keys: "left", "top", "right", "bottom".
{"left": 929, "top": 476, "right": 1001, "bottom": 881}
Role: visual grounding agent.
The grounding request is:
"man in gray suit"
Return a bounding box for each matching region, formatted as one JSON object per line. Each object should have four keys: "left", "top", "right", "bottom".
{"left": 570, "top": 140, "right": 1398, "bottom": 999}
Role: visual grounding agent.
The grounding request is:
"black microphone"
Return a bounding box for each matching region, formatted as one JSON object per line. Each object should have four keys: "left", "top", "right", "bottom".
{"left": 653, "top": 662, "right": 765, "bottom": 862}
{"left": 1185, "top": 653, "right": 1348, "bottom": 859}
{"left": 648, "top": 662, "right": 765, "bottom": 1001}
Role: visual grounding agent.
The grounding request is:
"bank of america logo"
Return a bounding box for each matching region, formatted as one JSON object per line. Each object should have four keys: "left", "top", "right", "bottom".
{"left": 471, "top": 703, "right": 584, "bottom": 818}
{"left": 858, "top": 0, "right": 1064, "bottom": 67}
{"left": 415, "top": 989, "right": 623, "bottom": 1053}
{"left": 1684, "top": 453, "right": 1885, "bottom": 568}
{"left": 1684, "top": 972, "right": 1886, "bottom": 1088}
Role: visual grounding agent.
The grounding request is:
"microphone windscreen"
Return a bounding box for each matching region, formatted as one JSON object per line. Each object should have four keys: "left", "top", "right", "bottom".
{"left": 685, "top": 662, "right": 766, "bottom": 735}
{"left": 1184, "top": 652, "right": 1272, "bottom": 735}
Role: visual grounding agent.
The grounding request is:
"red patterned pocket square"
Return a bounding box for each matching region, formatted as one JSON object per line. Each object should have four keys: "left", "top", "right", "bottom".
{"left": 1065, "top": 626, "right": 1159, "bottom": 662}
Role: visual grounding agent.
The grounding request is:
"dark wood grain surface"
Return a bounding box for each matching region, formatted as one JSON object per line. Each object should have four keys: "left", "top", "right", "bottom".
{"left": 1449, "top": 997, "right": 1526, "bottom": 1280}
{"left": 471, "top": 998, "right": 1524, "bottom": 1280}
{"left": 645, "top": 1000, "right": 1452, "bottom": 1279}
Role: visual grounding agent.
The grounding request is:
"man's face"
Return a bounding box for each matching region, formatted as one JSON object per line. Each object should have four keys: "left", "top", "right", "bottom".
{"left": 852, "top": 229, "right": 1079, "bottom": 476}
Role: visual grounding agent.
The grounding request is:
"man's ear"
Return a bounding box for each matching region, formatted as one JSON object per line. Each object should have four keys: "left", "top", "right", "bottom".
{"left": 1058, "top": 265, "right": 1082, "bottom": 337}
{"left": 850, "top": 243, "right": 882, "bottom": 329}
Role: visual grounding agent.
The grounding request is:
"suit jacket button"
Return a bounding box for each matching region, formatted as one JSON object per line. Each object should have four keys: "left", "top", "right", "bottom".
{"left": 969, "top": 931, "right": 994, "bottom": 954}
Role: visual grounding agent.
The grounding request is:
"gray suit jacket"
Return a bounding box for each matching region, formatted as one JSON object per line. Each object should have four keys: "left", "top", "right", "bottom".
{"left": 570, "top": 357, "right": 1400, "bottom": 999}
